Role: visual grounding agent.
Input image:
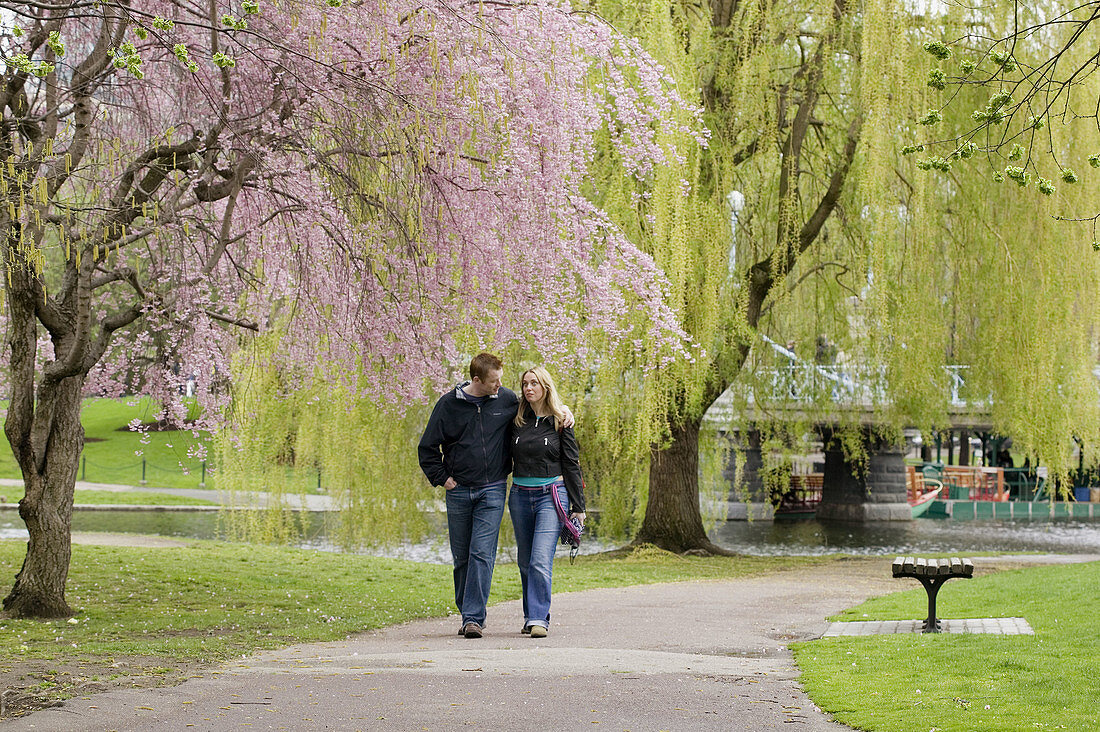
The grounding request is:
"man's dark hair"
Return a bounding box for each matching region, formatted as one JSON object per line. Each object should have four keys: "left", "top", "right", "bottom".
{"left": 470, "top": 352, "right": 503, "bottom": 381}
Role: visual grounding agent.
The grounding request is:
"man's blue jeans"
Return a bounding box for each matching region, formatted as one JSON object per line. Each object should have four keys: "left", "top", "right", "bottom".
{"left": 508, "top": 482, "right": 564, "bottom": 630}
{"left": 446, "top": 482, "right": 507, "bottom": 626}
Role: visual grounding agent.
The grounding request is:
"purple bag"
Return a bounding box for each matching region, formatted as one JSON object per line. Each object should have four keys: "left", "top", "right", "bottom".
{"left": 550, "top": 480, "right": 583, "bottom": 562}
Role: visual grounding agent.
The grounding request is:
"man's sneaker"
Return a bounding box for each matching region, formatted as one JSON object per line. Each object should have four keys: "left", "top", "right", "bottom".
{"left": 529, "top": 625, "right": 547, "bottom": 638}
{"left": 521, "top": 625, "right": 531, "bottom": 635}
{"left": 462, "top": 622, "right": 483, "bottom": 638}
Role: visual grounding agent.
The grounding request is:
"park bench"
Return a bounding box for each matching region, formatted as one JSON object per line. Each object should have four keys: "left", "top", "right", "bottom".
{"left": 892, "top": 556, "right": 974, "bottom": 633}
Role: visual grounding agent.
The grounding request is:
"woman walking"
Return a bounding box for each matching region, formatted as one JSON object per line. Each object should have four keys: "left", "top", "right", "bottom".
{"left": 509, "top": 367, "right": 586, "bottom": 638}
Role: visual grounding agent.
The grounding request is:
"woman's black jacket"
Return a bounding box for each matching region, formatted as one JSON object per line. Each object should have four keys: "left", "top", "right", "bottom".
{"left": 510, "top": 409, "right": 585, "bottom": 513}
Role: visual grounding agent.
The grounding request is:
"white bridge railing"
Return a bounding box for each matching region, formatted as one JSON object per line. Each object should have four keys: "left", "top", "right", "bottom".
{"left": 751, "top": 336, "right": 976, "bottom": 408}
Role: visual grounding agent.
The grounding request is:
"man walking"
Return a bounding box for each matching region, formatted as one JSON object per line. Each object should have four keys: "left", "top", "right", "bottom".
{"left": 419, "top": 353, "right": 516, "bottom": 638}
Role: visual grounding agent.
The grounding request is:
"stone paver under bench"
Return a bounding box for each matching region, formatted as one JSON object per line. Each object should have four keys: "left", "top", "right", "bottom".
{"left": 822, "top": 617, "right": 1033, "bottom": 636}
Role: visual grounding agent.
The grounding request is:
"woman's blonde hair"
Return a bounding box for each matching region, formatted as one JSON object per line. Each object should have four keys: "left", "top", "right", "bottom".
{"left": 514, "top": 367, "right": 568, "bottom": 430}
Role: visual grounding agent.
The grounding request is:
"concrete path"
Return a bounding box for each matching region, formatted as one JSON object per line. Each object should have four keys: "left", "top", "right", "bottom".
{"left": 0, "top": 559, "right": 952, "bottom": 732}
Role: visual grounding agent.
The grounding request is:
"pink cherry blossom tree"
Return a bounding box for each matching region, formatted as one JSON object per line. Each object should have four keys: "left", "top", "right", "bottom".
{"left": 0, "top": 0, "right": 702, "bottom": 617}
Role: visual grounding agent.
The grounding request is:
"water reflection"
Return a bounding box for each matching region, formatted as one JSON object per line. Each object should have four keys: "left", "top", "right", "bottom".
{"left": 1, "top": 509, "right": 232, "bottom": 543}
{"left": 708, "top": 518, "right": 1100, "bottom": 556}
{"left": 0, "top": 509, "right": 589, "bottom": 565}
{"left": 3, "top": 508, "right": 1100, "bottom": 561}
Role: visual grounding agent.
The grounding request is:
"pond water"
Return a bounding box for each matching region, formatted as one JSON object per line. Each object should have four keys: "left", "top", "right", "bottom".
{"left": 3, "top": 508, "right": 1100, "bottom": 563}
{"left": 708, "top": 518, "right": 1100, "bottom": 556}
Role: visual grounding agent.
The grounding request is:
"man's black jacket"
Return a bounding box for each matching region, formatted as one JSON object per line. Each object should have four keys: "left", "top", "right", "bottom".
{"left": 418, "top": 383, "right": 518, "bottom": 488}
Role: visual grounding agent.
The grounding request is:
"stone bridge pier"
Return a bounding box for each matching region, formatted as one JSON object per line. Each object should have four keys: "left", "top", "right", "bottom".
{"left": 816, "top": 428, "right": 910, "bottom": 521}
{"left": 724, "top": 427, "right": 911, "bottom": 521}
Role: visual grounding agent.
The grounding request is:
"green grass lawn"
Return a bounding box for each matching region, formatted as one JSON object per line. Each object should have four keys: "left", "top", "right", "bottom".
{"left": 794, "top": 561, "right": 1100, "bottom": 731}
{"left": 0, "top": 398, "right": 325, "bottom": 495}
{"left": 0, "top": 398, "right": 213, "bottom": 491}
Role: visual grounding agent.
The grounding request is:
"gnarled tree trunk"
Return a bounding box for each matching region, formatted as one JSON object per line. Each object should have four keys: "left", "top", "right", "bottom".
{"left": 634, "top": 0, "right": 861, "bottom": 555}
{"left": 3, "top": 376, "right": 86, "bottom": 618}
{"left": 635, "top": 417, "right": 732, "bottom": 555}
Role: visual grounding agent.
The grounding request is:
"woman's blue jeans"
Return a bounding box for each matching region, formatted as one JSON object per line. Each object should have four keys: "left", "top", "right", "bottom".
{"left": 508, "top": 482, "right": 564, "bottom": 629}
{"left": 446, "top": 482, "right": 507, "bottom": 627}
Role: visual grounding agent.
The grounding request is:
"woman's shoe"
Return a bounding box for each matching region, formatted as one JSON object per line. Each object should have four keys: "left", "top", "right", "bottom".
{"left": 529, "top": 625, "right": 547, "bottom": 638}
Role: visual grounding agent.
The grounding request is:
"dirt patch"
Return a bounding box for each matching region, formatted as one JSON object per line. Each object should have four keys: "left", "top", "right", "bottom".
{"left": 0, "top": 655, "right": 208, "bottom": 721}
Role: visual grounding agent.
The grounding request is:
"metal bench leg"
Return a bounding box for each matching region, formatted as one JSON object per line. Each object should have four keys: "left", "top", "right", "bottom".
{"left": 917, "top": 577, "right": 950, "bottom": 633}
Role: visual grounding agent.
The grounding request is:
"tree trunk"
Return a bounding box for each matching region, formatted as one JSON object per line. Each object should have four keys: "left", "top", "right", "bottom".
{"left": 2, "top": 376, "right": 85, "bottom": 618}
{"left": 635, "top": 417, "right": 733, "bottom": 555}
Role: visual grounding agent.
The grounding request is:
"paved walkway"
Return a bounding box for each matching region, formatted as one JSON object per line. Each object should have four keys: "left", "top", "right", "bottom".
{"left": 8, "top": 555, "right": 1096, "bottom": 732}
{"left": 0, "top": 478, "right": 334, "bottom": 511}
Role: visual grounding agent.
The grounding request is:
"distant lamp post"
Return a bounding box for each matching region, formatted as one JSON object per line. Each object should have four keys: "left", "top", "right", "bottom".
{"left": 726, "top": 190, "right": 745, "bottom": 278}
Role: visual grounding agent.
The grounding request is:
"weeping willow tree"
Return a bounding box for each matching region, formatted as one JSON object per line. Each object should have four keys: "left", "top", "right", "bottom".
{"left": 215, "top": 334, "right": 437, "bottom": 547}
{"left": 575, "top": 0, "right": 1100, "bottom": 551}
{"left": 732, "top": 0, "right": 1100, "bottom": 457}
{"left": 563, "top": 0, "right": 919, "bottom": 552}
{"left": 870, "top": 0, "right": 1100, "bottom": 480}
{"left": 564, "top": 0, "right": 736, "bottom": 543}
